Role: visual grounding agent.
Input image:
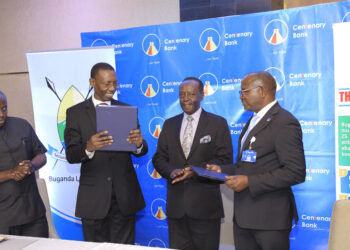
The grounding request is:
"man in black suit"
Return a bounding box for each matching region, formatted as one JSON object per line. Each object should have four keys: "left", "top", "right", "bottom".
{"left": 208, "top": 71, "right": 306, "bottom": 250}
{"left": 152, "top": 77, "right": 233, "bottom": 250}
{"left": 64, "top": 62, "right": 148, "bottom": 243}
{"left": 0, "top": 91, "right": 48, "bottom": 237}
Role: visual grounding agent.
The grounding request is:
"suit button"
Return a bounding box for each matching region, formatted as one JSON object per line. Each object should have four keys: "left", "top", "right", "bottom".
{"left": 107, "top": 177, "right": 112, "bottom": 181}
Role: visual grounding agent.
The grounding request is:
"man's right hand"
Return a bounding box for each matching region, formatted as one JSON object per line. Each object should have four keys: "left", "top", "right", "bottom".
{"left": 206, "top": 164, "right": 222, "bottom": 173}
{"left": 86, "top": 131, "right": 113, "bottom": 152}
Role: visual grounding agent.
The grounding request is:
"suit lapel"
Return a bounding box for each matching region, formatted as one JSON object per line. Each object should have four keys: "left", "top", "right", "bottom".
{"left": 175, "top": 114, "right": 185, "bottom": 158}
{"left": 240, "top": 103, "right": 280, "bottom": 155}
{"left": 85, "top": 98, "right": 97, "bottom": 132}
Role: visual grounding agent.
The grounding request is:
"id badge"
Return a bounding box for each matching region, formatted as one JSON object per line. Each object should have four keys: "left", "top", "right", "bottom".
{"left": 242, "top": 150, "right": 257, "bottom": 163}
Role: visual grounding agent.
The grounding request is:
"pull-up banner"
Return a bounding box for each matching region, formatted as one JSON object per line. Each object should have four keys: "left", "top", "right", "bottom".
{"left": 81, "top": 1, "right": 350, "bottom": 249}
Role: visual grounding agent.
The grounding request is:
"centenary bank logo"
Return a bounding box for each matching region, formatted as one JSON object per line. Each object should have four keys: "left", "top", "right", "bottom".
{"left": 199, "top": 73, "right": 219, "bottom": 96}
{"left": 148, "top": 238, "right": 166, "bottom": 248}
{"left": 90, "top": 38, "right": 108, "bottom": 47}
{"left": 342, "top": 12, "right": 350, "bottom": 22}
{"left": 45, "top": 77, "right": 87, "bottom": 164}
{"left": 140, "top": 76, "right": 159, "bottom": 98}
{"left": 264, "top": 67, "right": 285, "bottom": 91}
{"left": 147, "top": 159, "right": 162, "bottom": 179}
{"left": 149, "top": 116, "right": 165, "bottom": 138}
{"left": 151, "top": 198, "right": 167, "bottom": 220}
{"left": 264, "top": 19, "right": 289, "bottom": 45}
{"left": 199, "top": 28, "right": 221, "bottom": 52}
{"left": 142, "top": 34, "right": 161, "bottom": 56}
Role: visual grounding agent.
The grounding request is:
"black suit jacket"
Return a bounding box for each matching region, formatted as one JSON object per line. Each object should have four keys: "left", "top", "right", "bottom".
{"left": 223, "top": 103, "right": 306, "bottom": 230}
{"left": 152, "top": 110, "right": 233, "bottom": 219}
{"left": 64, "top": 98, "right": 148, "bottom": 219}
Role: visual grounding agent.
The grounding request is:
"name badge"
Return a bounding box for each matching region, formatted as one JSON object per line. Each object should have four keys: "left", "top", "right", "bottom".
{"left": 241, "top": 150, "right": 257, "bottom": 163}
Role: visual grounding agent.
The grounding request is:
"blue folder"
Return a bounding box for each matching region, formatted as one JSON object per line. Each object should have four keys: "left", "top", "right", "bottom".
{"left": 190, "top": 165, "right": 229, "bottom": 182}
{"left": 96, "top": 105, "right": 138, "bottom": 152}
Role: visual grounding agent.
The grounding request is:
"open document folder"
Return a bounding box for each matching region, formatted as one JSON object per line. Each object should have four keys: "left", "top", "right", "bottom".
{"left": 96, "top": 105, "right": 138, "bottom": 152}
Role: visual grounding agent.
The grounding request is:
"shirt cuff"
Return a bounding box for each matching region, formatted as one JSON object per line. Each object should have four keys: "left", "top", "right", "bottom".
{"left": 135, "top": 144, "right": 143, "bottom": 154}
{"left": 85, "top": 149, "right": 95, "bottom": 159}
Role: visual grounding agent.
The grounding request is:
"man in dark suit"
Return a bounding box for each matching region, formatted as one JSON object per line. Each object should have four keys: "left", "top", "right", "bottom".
{"left": 0, "top": 91, "right": 48, "bottom": 237}
{"left": 64, "top": 62, "right": 148, "bottom": 243}
{"left": 208, "top": 71, "right": 306, "bottom": 250}
{"left": 152, "top": 77, "right": 233, "bottom": 250}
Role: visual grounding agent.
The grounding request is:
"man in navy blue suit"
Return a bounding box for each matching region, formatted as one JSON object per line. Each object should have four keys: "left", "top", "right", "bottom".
{"left": 208, "top": 71, "right": 306, "bottom": 250}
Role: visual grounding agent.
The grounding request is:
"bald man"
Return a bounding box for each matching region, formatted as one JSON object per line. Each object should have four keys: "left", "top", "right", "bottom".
{"left": 0, "top": 91, "right": 48, "bottom": 237}
{"left": 208, "top": 71, "right": 306, "bottom": 250}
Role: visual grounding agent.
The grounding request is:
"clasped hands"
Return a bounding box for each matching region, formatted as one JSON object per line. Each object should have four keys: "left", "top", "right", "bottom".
{"left": 206, "top": 164, "right": 248, "bottom": 192}
{"left": 86, "top": 129, "right": 143, "bottom": 152}
{"left": 10, "top": 160, "right": 33, "bottom": 181}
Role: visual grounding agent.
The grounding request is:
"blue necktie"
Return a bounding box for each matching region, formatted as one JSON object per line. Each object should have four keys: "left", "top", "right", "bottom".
{"left": 240, "top": 114, "right": 258, "bottom": 151}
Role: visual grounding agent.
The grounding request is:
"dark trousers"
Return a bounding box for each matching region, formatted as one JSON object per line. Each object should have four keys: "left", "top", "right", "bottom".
{"left": 234, "top": 219, "right": 291, "bottom": 250}
{"left": 82, "top": 193, "right": 135, "bottom": 244}
{"left": 0, "top": 216, "right": 48, "bottom": 237}
{"left": 168, "top": 216, "right": 221, "bottom": 250}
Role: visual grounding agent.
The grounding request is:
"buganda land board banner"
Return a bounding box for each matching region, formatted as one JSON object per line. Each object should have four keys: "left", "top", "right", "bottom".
{"left": 26, "top": 1, "right": 350, "bottom": 249}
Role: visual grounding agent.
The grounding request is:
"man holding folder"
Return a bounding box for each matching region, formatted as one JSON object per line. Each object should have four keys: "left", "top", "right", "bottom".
{"left": 64, "top": 62, "right": 148, "bottom": 243}
{"left": 152, "top": 77, "right": 233, "bottom": 250}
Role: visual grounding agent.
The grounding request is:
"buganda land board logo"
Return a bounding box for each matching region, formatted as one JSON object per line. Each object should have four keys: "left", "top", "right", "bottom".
{"left": 199, "top": 72, "right": 219, "bottom": 96}
{"left": 264, "top": 19, "right": 289, "bottom": 45}
{"left": 45, "top": 77, "right": 88, "bottom": 163}
{"left": 264, "top": 67, "right": 285, "bottom": 91}
{"left": 151, "top": 198, "right": 167, "bottom": 220}
{"left": 148, "top": 238, "right": 166, "bottom": 248}
{"left": 199, "top": 28, "right": 221, "bottom": 52}
{"left": 142, "top": 34, "right": 161, "bottom": 56}
{"left": 140, "top": 76, "right": 159, "bottom": 98}
{"left": 148, "top": 116, "right": 165, "bottom": 138}
{"left": 147, "top": 159, "right": 162, "bottom": 179}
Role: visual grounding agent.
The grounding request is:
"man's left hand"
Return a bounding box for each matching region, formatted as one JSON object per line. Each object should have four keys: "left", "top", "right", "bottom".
{"left": 225, "top": 175, "right": 248, "bottom": 192}
{"left": 127, "top": 129, "right": 143, "bottom": 148}
{"left": 171, "top": 167, "right": 195, "bottom": 184}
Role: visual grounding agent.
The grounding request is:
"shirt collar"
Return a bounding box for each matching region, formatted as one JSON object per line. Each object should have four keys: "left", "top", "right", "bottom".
{"left": 184, "top": 107, "right": 202, "bottom": 122}
{"left": 92, "top": 95, "right": 111, "bottom": 107}
{"left": 255, "top": 100, "right": 277, "bottom": 119}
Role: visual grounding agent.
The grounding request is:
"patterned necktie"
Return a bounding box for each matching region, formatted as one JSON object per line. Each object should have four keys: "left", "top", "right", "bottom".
{"left": 240, "top": 114, "right": 259, "bottom": 151}
{"left": 182, "top": 116, "right": 194, "bottom": 158}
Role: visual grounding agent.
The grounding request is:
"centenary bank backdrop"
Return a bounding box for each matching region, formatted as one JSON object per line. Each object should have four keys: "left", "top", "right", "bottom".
{"left": 26, "top": 1, "right": 350, "bottom": 249}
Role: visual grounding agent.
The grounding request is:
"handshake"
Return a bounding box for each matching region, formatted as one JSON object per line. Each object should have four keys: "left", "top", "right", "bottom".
{"left": 9, "top": 160, "right": 34, "bottom": 181}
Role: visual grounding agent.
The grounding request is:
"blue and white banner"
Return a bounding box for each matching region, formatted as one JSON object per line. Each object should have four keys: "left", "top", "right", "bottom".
{"left": 80, "top": 2, "right": 350, "bottom": 249}
{"left": 333, "top": 22, "right": 350, "bottom": 201}
{"left": 26, "top": 47, "right": 115, "bottom": 240}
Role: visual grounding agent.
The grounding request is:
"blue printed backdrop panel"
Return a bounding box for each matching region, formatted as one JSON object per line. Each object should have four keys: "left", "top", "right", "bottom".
{"left": 81, "top": 1, "right": 350, "bottom": 249}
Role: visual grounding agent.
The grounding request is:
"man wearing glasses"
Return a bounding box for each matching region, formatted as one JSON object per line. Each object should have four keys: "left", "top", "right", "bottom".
{"left": 208, "top": 71, "right": 306, "bottom": 250}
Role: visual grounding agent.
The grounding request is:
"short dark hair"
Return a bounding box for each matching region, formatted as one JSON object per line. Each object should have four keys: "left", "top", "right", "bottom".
{"left": 90, "top": 62, "right": 115, "bottom": 78}
{"left": 0, "top": 91, "right": 7, "bottom": 104}
{"left": 182, "top": 77, "right": 204, "bottom": 93}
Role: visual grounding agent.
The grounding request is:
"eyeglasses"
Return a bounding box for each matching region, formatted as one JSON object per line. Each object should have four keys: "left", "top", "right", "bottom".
{"left": 239, "top": 86, "right": 261, "bottom": 96}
